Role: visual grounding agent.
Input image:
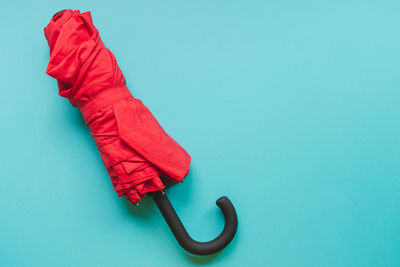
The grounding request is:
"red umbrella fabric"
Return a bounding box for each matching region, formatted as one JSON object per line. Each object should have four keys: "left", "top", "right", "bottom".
{"left": 44, "top": 9, "right": 191, "bottom": 204}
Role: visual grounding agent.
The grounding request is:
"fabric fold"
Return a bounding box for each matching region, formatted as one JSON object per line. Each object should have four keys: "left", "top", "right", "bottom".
{"left": 113, "top": 99, "right": 191, "bottom": 180}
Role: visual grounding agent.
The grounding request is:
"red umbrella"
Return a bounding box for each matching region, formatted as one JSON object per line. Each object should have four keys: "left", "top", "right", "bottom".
{"left": 44, "top": 9, "right": 237, "bottom": 255}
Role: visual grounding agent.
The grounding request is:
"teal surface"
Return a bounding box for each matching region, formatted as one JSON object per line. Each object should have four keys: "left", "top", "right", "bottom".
{"left": 1, "top": 1, "right": 400, "bottom": 266}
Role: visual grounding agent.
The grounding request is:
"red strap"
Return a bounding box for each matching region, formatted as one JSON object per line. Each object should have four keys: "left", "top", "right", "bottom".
{"left": 77, "top": 85, "right": 133, "bottom": 123}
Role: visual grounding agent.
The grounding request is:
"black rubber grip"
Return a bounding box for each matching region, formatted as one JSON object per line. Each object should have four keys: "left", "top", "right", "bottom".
{"left": 153, "top": 192, "right": 238, "bottom": 255}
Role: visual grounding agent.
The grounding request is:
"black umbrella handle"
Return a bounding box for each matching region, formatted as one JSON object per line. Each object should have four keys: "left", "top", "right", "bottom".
{"left": 152, "top": 191, "right": 238, "bottom": 255}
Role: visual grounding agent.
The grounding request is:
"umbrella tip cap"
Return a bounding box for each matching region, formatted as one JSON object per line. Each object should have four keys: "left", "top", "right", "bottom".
{"left": 53, "top": 9, "right": 67, "bottom": 18}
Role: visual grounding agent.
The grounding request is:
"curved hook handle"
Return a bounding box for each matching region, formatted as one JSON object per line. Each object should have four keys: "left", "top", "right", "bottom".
{"left": 152, "top": 191, "right": 238, "bottom": 255}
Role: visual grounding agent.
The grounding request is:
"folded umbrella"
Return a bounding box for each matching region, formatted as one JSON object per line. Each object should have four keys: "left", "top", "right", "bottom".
{"left": 44, "top": 9, "right": 237, "bottom": 255}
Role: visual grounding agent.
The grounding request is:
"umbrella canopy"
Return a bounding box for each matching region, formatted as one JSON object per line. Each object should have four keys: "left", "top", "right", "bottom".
{"left": 44, "top": 9, "right": 191, "bottom": 204}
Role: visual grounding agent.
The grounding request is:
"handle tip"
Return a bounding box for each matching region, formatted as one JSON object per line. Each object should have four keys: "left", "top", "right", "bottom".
{"left": 216, "top": 196, "right": 230, "bottom": 206}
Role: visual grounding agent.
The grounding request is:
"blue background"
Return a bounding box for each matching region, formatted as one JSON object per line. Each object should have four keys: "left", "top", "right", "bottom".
{"left": 1, "top": 1, "right": 400, "bottom": 266}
